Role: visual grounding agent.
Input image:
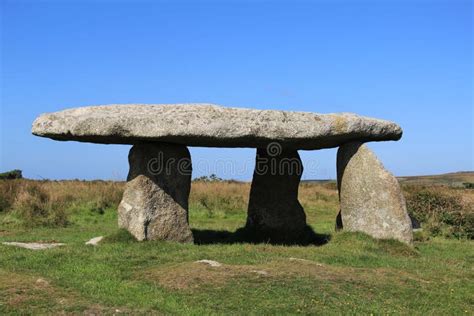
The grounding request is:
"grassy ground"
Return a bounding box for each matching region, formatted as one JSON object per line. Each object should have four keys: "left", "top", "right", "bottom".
{"left": 398, "top": 171, "right": 474, "bottom": 188}
{"left": 0, "top": 181, "right": 473, "bottom": 314}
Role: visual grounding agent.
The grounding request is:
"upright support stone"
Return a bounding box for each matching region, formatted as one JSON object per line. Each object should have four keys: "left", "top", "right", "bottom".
{"left": 336, "top": 142, "right": 413, "bottom": 244}
{"left": 246, "top": 146, "right": 307, "bottom": 243}
{"left": 118, "top": 143, "right": 193, "bottom": 242}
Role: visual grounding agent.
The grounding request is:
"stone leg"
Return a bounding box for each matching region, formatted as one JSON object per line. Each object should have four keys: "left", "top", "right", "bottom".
{"left": 118, "top": 143, "right": 193, "bottom": 242}
{"left": 246, "top": 146, "right": 307, "bottom": 243}
{"left": 336, "top": 141, "right": 413, "bottom": 244}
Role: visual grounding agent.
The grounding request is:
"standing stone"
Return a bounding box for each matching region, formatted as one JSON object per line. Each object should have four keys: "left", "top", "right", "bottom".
{"left": 246, "top": 145, "right": 307, "bottom": 243}
{"left": 118, "top": 143, "right": 193, "bottom": 242}
{"left": 337, "top": 142, "right": 413, "bottom": 244}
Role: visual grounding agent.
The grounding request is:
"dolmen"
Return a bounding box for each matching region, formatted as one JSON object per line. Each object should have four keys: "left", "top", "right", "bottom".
{"left": 32, "top": 104, "right": 413, "bottom": 244}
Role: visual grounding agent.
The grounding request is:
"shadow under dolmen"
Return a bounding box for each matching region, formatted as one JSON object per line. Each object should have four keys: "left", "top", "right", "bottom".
{"left": 192, "top": 225, "right": 331, "bottom": 246}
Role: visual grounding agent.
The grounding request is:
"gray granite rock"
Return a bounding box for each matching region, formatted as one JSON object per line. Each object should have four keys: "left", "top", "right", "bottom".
{"left": 118, "top": 143, "right": 193, "bottom": 242}
{"left": 32, "top": 104, "right": 402, "bottom": 149}
{"left": 336, "top": 142, "right": 413, "bottom": 244}
{"left": 246, "top": 147, "right": 307, "bottom": 243}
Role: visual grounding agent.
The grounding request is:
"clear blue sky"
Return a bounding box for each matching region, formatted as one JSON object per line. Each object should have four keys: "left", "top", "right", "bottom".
{"left": 1, "top": 0, "right": 472, "bottom": 181}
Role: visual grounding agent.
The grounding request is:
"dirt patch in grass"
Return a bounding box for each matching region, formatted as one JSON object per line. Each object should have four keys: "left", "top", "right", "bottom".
{"left": 141, "top": 259, "right": 428, "bottom": 291}
{"left": 144, "top": 262, "right": 252, "bottom": 290}
{"left": 0, "top": 229, "right": 12, "bottom": 236}
{"left": 0, "top": 269, "right": 128, "bottom": 314}
{"left": 0, "top": 269, "right": 74, "bottom": 309}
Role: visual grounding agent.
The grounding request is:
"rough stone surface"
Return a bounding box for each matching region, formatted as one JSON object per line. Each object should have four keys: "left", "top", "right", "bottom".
{"left": 337, "top": 142, "right": 413, "bottom": 244}
{"left": 246, "top": 147, "right": 307, "bottom": 242}
{"left": 32, "top": 104, "right": 402, "bottom": 149}
{"left": 2, "top": 242, "right": 65, "bottom": 250}
{"left": 118, "top": 143, "right": 193, "bottom": 242}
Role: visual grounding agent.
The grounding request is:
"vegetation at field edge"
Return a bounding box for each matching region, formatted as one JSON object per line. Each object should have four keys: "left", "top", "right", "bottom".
{"left": 0, "top": 178, "right": 472, "bottom": 314}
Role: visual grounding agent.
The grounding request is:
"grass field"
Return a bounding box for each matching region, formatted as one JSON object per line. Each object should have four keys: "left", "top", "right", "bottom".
{"left": 398, "top": 171, "right": 474, "bottom": 188}
{"left": 0, "top": 179, "right": 473, "bottom": 314}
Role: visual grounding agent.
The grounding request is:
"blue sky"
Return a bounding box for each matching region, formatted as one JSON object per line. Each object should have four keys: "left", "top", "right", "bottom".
{"left": 1, "top": 0, "right": 472, "bottom": 180}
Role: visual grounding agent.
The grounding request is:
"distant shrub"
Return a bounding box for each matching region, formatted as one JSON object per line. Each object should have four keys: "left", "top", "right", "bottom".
{"left": 194, "top": 174, "right": 223, "bottom": 182}
{"left": 463, "top": 182, "right": 474, "bottom": 189}
{"left": 405, "top": 188, "right": 473, "bottom": 239}
{"left": 0, "top": 169, "right": 23, "bottom": 180}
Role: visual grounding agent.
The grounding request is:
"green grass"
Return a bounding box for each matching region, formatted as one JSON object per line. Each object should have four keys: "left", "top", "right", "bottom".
{"left": 1, "top": 191, "right": 473, "bottom": 314}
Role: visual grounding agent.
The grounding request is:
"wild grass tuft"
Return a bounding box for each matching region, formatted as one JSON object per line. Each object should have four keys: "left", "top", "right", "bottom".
{"left": 103, "top": 228, "right": 137, "bottom": 243}
{"left": 0, "top": 179, "right": 124, "bottom": 227}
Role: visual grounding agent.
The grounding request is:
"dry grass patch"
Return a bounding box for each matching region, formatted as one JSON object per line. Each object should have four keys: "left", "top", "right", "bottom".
{"left": 0, "top": 229, "right": 12, "bottom": 237}
{"left": 142, "top": 261, "right": 265, "bottom": 290}
{"left": 189, "top": 181, "right": 250, "bottom": 214}
{"left": 0, "top": 269, "right": 74, "bottom": 309}
{"left": 299, "top": 183, "right": 339, "bottom": 212}
{"left": 0, "top": 269, "right": 130, "bottom": 314}
{"left": 140, "top": 259, "right": 427, "bottom": 291}
{"left": 0, "top": 179, "right": 124, "bottom": 227}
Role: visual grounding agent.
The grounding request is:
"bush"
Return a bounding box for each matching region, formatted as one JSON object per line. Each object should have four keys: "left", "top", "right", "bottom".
{"left": 0, "top": 169, "right": 23, "bottom": 180}
{"left": 194, "top": 173, "right": 223, "bottom": 182}
{"left": 463, "top": 182, "right": 474, "bottom": 189}
{"left": 406, "top": 188, "right": 473, "bottom": 239}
